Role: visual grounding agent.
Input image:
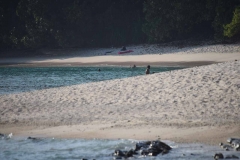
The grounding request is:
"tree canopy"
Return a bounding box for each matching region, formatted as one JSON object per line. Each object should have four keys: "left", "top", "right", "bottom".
{"left": 224, "top": 6, "right": 240, "bottom": 38}
{"left": 0, "top": 0, "right": 239, "bottom": 50}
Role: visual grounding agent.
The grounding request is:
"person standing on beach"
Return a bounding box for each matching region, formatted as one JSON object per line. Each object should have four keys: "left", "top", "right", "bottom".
{"left": 121, "top": 46, "right": 127, "bottom": 51}
{"left": 145, "top": 65, "right": 150, "bottom": 74}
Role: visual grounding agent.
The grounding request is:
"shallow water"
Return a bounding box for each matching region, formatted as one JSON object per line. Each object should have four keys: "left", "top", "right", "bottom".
{"left": 0, "top": 137, "right": 239, "bottom": 160}
{"left": 0, "top": 66, "right": 183, "bottom": 95}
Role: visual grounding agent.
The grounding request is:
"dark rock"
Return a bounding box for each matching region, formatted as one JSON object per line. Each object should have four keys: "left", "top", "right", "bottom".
{"left": 0, "top": 133, "right": 5, "bottom": 137}
{"left": 27, "top": 137, "right": 38, "bottom": 140}
{"left": 151, "top": 140, "right": 172, "bottom": 151}
{"left": 227, "top": 138, "right": 240, "bottom": 151}
{"left": 161, "top": 149, "right": 169, "bottom": 155}
{"left": 113, "top": 149, "right": 134, "bottom": 158}
{"left": 138, "top": 140, "right": 171, "bottom": 156}
{"left": 147, "top": 140, "right": 172, "bottom": 156}
{"left": 148, "top": 148, "right": 162, "bottom": 156}
{"left": 141, "top": 149, "right": 150, "bottom": 156}
{"left": 125, "top": 149, "right": 134, "bottom": 157}
{"left": 114, "top": 150, "right": 125, "bottom": 157}
{"left": 232, "top": 141, "right": 240, "bottom": 151}
{"left": 219, "top": 142, "right": 232, "bottom": 151}
{"left": 225, "top": 155, "right": 239, "bottom": 159}
{"left": 134, "top": 141, "right": 151, "bottom": 151}
{"left": 114, "top": 140, "right": 172, "bottom": 158}
{"left": 214, "top": 153, "right": 224, "bottom": 159}
{"left": 227, "top": 138, "right": 240, "bottom": 144}
{"left": 27, "top": 136, "right": 42, "bottom": 142}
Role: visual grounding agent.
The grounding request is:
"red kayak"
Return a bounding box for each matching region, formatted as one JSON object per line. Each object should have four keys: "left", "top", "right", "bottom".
{"left": 118, "top": 50, "right": 133, "bottom": 54}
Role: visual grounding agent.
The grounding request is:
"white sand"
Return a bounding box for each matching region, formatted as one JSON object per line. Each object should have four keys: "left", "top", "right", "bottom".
{"left": 0, "top": 43, "right": 240, "bottom": 144}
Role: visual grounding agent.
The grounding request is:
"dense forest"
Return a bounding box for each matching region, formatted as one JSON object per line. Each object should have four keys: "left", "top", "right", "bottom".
{"left": 0, "top": 0, "right": 240, "bottom": 50}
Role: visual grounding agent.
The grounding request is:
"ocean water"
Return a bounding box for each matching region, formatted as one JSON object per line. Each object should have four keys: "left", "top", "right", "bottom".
{"left": 0, "top": 66, "right": 183, "bottom": 95}
{"left": 1, "top": 137, "right": 239, "bottom": 160}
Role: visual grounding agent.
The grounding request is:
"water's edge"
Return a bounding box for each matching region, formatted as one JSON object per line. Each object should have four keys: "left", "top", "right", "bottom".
{"left": 1, "top": 136, "right": 239, "bottom": 160}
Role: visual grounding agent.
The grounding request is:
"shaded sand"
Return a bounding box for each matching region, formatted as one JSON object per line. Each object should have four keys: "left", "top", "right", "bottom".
{"left": 1, "top": 43, "right": 240, "bottom": 66}
{"left": 0, "top": 43, "right": 240, "bottom": 144}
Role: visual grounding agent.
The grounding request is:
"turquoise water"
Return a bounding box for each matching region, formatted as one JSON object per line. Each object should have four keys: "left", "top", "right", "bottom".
{"left": 0, "top": 66, "right": 183, "bottom": 95}
{"left": 1, "top": 137, "right": 239, "bottom": 160}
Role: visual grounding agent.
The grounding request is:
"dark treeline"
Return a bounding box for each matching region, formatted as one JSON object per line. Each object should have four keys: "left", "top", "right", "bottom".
{"left": 0, "top": 0, "right": 240, "bottom": 50}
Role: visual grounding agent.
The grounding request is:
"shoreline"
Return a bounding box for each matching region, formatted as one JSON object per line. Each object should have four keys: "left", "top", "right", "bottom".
{"left": 0, "top": 123, "right": 239, "bottom": 145}
{"left": 0, "top": 43, "right": 240, "bottom": 145}
{"left": 1, "top": 43, "right": 240, "bottom": 67}
{"left": 0, "top": 61, "right": 216, "bottom": 67}
{"left": 1, "top": 52, "right": 239, "bottom": 67}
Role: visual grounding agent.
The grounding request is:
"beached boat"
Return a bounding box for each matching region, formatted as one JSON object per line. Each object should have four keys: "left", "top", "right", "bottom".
{"left": 118, "top": 50, "right": 133, "bottom": 54}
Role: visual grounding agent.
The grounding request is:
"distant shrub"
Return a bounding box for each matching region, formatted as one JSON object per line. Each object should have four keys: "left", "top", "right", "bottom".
{"left": 224, "top": 6, "right": 240, "bottom": 38}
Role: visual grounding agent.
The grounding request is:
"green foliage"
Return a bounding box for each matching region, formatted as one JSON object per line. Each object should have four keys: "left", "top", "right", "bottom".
{"left": 16, "top": 0, "right": 71, "bottom": 48}
{"left": 212, "top": 0, "right": 240, "bottom": 40}
{"left": 143, "top": 0, "right": 216, "bottom": 43}
{"left": 224, "top": 6, "right": 240, "bottom": 38}
{"left": 12, "top": 0, "right": 146, "bottom": 49}
{"left": 0, "top": 0, "right": 21, "bottom": 48}
{"left": 1, "top": 0, "right": 240, "bottom": 50}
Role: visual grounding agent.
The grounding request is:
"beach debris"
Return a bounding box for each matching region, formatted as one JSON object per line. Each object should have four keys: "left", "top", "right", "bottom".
{"left": 113, "top": 140, "right": 172, "bottom": 159}
{"left": 214, "top": 153, "right": 224, "bottom": 159}
{"left": 6, "top": 133, "right": 13, "bottom": 139}
{"left": 0, "top": 133, "right": 13, "bottom": 140}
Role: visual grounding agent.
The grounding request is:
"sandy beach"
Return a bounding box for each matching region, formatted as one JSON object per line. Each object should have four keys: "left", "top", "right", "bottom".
{"left": 0, "top": 43, "right": 240, "bottom": 145}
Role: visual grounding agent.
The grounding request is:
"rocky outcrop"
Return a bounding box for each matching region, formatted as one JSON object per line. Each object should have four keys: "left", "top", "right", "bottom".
{"left": 215, "top": 138, "right": 240, "bottom": 159}
{"left": 113, "top": 140, "right": 172, "bottom": 159}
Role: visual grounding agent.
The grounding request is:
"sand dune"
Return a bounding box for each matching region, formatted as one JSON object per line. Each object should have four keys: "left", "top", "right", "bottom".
{"left": 1, "top": 61, "right": 239, "bottom": 126}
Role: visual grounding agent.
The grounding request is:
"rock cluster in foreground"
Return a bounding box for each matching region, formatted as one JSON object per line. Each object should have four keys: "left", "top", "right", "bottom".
{"left": 214, "top": 138, "right": 240, "bottom": 159}
{"left": 113, "top": 140, "right": 172, "bottom": 159}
